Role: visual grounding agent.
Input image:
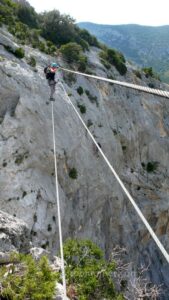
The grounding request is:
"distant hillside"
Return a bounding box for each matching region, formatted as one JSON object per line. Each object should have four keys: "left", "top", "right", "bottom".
{"left": 78, "top": 22, "right": 169, "bottom": 83}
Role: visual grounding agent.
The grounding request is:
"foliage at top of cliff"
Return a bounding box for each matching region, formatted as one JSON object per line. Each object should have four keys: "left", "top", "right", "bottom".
{"left": 0, "top": 0, "right": 100, "bottom": 50}
{"left": 0, "top": 0, "right": 129, "bottom": 75}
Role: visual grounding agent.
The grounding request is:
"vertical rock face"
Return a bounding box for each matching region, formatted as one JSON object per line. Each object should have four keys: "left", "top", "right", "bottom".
{"left": 0, "top": 210, "right": 30, "bottom": 255}
{"left": 0, "top": 27, "right": 169, "bottom": 293}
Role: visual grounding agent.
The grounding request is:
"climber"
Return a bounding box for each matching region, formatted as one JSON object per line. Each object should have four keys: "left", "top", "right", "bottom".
{"left": 44, "top": 62, "right": 60, "bottom": 101}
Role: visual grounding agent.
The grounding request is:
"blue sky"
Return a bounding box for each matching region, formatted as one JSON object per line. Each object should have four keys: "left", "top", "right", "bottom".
{"left": 28, "top": 0, "right": 169, "bottom": 26}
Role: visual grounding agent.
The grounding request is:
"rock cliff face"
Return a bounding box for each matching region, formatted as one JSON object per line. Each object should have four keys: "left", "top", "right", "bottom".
{"left": 0, "top": 27, "right": 169, "bottom": 294}
{"left": 0, "top": 210, "right": 30, "bottom": 259}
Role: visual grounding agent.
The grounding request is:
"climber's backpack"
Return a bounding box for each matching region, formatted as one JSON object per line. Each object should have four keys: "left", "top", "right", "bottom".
{"left": 44, "top": 66, "right": 50, "bottom": 79}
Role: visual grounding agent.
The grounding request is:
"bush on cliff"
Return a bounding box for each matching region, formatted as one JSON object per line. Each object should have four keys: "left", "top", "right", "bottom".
{"left": 0, "top": 254, "right": 57, "bottom": 300}
{"left": 100, "top": 48, "right": 127, "bottom": 75}
{"left": 63, "top": 239, "right": 124, "bottom": 300}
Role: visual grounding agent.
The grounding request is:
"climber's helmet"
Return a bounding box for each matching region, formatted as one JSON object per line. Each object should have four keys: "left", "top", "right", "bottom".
{"left": 50, "top": 62, "right": 59, "bottom": 72}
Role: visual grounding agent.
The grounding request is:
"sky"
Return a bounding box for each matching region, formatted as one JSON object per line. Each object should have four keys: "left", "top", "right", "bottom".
{"left": 28, "top": 0, "right": 169, "bottom": 26}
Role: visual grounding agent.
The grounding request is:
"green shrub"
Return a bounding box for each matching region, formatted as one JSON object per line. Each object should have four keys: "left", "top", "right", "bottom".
{"left": 60, "top": 42, "right": 82, "bottom": 63}
{"left": 85, "top": 89, "right": 90, "bottom": 97}
{"left": 30, "top": 28, "right": 41, "bottom": 42}
{"left": 0, "top": 254, "right": 57, "bottom": 300}
{"left": 60, "top": 41, "right": 87, "bottom": 71}
{"left": 63, "top": 239, "right": 122, "bottom": 300}
{"left": 48, "top": 224, "right": 52, "bottom": 231}
{"left": 85, "top": 68, "right": 96, "bottom": 75}
{"left": 22, "top": 191, "right": 27, "bottom": 198}
{"left": 141, "top": 161, "right": 159, "bottom": 173}
{"left": 0, "top": 0, "right": 17, "bottom": 26}
{"left": 40, "top": 10, "right": 76, "bottom": 46}
{"left": 45, "top": 40, "right": 57, "bottom": 54}
{"left": 14, "top": 47, "right": 25, "bottom": 58}
{"left": 77, "top": 38, "right": 89, "bottom": 51}
{"left": 38, "top": 41, "right": 46, "bottom": 52}
{"left": 32, "top": 40, "right": 39, "bottom": 48}
{"left": 87, "top": 119, "right": 93, "bottom": 127}
{"left": 148, "top": 82, "right": 155, "bottom": 88}
{"left": 78, "top": 54, "right": 87, "bottom": 72}
{"left": 15, "top": 154, "right": 24, "bottom": 165}
{"left": 77, "top": 86, "right": 84, "bottom": 95}
{"left": 7, "top": 21, "right": 31, "bottom": 44}
{"left": 142, "top": 67, "right": 154, "bottom": 78}
{"left": 27, "top": 55, "right": 36, "bottom": 67}
{"left": 0, "top": 15, "right": 4, "bottom": 27}
{"left": 101, "top": 58, "right": 111, "bottom": 69}
{"left": 4, "top": 44, "right": 13, "bottom": 53}
{"left": 99, "top": 50, "right": 107, "bottom": 61}
{"left": 113, "top": 129, "right": 118, "bottom": 135}
{"left": 46, "top": 40, "right": 53, "bottom": 47}
{"left": 16, "top": 3, "right": 38, "bottom": 28}
{"left": 99, "top": 48, "right": 127, "bottom": 75}
{"left": 69, "top": 168, "right": 78, "bottom": 179}
{"left": 79, "top": 29, "right": 100, "bottom": 48}
{"left": 141, "top": 162, "right": 145, "bottom": 168}
{"left": 146, "top": 161, "right": 159, "bottom": 173}
{"left": 85, "top": 90, "right": 99, "bottom": 106}
{"left": 77, "top": 103, "right": 86, "bottom": 114}
{"left": 7, "top": 24, "right": 16, "bottom": 35}
{"left": 4, "top": 45, "right": 25, "bottom": 60}
{"left": 48, "top": 45, "right": 57, "bottom": 54}
{"left": 133, "top": 69, "right": 142, "bottom": 79}
{"left": 33, "top": 213, "right": 37, "bottom": 222}
{"left": 142, "top": 67, "right": 160, "bottom": 80}
{"left": 107, "top": 48, "right": 125, "bottom": 63}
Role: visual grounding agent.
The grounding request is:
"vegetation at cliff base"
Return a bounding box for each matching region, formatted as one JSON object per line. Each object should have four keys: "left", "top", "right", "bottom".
{"left": 63, "top": 239, "right": 124, "bottom": 300}
{"left": 0, "top": 254, "right": 58, "bottom": 300}
{"left": 0, "top": 240, "right": 124, "bottom": 300}
{"left": 0, "top": 239, "right": 161, "bottom": 299}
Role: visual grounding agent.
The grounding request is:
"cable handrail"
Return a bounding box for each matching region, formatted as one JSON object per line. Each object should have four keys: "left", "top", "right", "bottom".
{"left": 59, "top": 81, "right": 169, "bottom": 264}
{"left": 60, "top": 67, "right": 169, "bottom": 99}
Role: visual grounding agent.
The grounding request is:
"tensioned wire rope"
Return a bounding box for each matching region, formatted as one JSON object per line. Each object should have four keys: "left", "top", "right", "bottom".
{"left": 56, "top": 76, "right": 169, "bottom": 264}
{"left": 51, "top": 101, "right": 67, "bottom": 299}
{"left": 50, "top": 67, "right": 169, "bottom": 298}
{"left": 60, "top": 67, "right": 169, "bottom": 99}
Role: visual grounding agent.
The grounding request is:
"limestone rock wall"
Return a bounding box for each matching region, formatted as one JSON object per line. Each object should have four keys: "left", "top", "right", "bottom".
{"left": 0, "top": 27, "right": 169, "bottom": 294}
{"left": 0, "top": 210, "right": 30, "bottom": 259}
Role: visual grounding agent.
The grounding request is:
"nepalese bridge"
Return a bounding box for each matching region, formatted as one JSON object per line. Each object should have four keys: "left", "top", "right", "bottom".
{"left": 50, "top": 68, "right": 169, "bottom": 298}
